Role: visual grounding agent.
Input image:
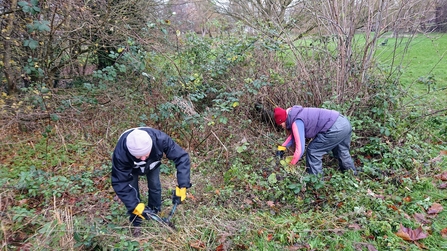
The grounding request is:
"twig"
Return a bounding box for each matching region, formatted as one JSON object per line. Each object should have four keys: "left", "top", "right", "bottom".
{"left": 54, "top": 124, "right": 67, "bottom": 152}
{"left": 106, "top": 119, "right": 111, "bottom": 141}
{"left": 68, "top": 99, "right": 80, "bottom": 113}
{"left": 211, "top": 130, "right": 227, "bottom": 152}
{"left": 211, "top": 130, "right": 229, "bottom": 164}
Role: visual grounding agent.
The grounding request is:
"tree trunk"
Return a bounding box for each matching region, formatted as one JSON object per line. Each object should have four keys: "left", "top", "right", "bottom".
{"left": 435, "top": 4, "right": 447, "bottom": 32}
{"left": 2, "top": 0, "right": 18, "bottom": 94}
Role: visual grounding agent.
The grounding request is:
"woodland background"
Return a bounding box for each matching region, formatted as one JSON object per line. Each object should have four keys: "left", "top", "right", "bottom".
{"left": 1, "top": 0, "right": 447, "bottom": 250}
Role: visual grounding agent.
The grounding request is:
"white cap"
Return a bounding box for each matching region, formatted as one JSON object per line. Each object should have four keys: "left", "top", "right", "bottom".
{"left": 126, "top": 129, "right": 153, "bottom": 157}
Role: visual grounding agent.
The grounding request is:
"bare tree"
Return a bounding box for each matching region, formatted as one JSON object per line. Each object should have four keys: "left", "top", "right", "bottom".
{"left": 213, "top": 0, "right": 302, "bottom": 36}
{"left": 1, "top": 0, "right": 20, "bottom": 94}
{"left": 166, "top": 0, "right": 229, "bottom": 37}
{"left": 212, "top": 0, "right": 440, "bottom": 106}
{"left": 435, "top": 0, "right": 447, "bottom": 32}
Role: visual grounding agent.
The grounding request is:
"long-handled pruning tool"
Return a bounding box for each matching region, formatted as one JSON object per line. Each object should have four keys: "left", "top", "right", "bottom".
{"left": 163, "top": 201, "right": 179, "bottom": 224}
{"left": 142, "top": 194, "right": 180, "bottom": 230}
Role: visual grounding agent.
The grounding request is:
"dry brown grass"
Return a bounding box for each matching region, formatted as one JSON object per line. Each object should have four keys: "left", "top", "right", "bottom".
{"left": 0, "top": 82, "right": 280, "bottom": 250}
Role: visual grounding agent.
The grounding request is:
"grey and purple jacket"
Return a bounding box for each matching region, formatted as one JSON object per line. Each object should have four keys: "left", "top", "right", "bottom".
{"left": 281, "top": 106, "right": 339, "bottom": 164}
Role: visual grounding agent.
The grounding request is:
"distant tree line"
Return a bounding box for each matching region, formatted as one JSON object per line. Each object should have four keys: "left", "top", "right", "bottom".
{"left": 1, "top": 0, "right": 447, "bottom": 95}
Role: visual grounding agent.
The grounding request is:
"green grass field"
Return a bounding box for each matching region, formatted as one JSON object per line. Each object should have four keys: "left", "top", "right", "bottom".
{"left": 375, "top": 33, "right": 447, "bottom": 90}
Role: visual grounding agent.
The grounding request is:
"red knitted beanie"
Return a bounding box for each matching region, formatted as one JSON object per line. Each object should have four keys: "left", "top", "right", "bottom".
{"left": 274, "top": 107, "right": 287, "bottom": 125}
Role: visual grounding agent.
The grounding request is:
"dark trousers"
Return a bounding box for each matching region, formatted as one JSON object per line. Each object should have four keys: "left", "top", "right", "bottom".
{"left": 128, "top": 167, "right": 161, "bottom": 226}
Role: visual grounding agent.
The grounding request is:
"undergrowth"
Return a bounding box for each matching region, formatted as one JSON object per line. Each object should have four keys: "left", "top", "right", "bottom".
{"left": 1, "top": 32, "right": 447, "bottom": 250}
{"left": 1, "top": 81, "right": 446, "bottom": 250}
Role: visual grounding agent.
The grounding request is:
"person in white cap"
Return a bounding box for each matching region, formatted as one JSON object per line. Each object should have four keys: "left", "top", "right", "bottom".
{"left": 111, "top": 127, "right": 191, "bottom": 235}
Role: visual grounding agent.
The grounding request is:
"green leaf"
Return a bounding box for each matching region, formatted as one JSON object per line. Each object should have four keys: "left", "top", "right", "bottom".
{"left": 38, "top": 21, "right": 50, "bottom": 31}
{"left": 27, "top": 21, "right": 50, "bottom": 32}
{"left": 236, "top": 145, "right": 247, "bottom": 153}
{"left": 24, "top": 65, "right": 32, "bottom": 74}
{"left": 50, "top": 114, "right": 60, "bottom": 121}
{"left": 18, "top": 0, "right": 41, "bottom": 14}
{"left": 83, "top": 83, "right": 93, "bottom": 90}
{"left": 18, "top": 1, "right": 29, "bottom": 7}
{"left": 117, "top": 64, "right": 126, "bottom": 73}
{"left": 24, "top": 39, "right": 39, "bottom": 50}
{"left": 73, "top": 232, "right": 81, "bottom": 242}
{"left": 219, "top": 117, "right": 228, "bottom": 124}
{"left": 288, "top": 183, "right": 297, "bottom": 189}
{"left": 268, "top": 173, "right": 277, "bottom": 184}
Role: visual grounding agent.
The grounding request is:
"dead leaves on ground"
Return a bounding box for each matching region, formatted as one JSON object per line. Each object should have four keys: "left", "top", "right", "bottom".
{"left": 427, "top": 203, "right": 444, "bottom": 215}
{"left": 413, "top": 213, "right": 431, "bottom": 225}
{"left": 429, "top": 150, "right": 447, "bottom": 164}
{"left": 441, "top": 228, "right": 447, "bottom": 238}
{"left": 432, "top": 150, "right": 447, "bottom": 187}
{"left": 396, "top": 224, "right": 428, "bottom": 241}
{"left": 395, "top": 224, "right": 429, "bottom": 249}
{"left": 368, "top": 166, "right": 447, "bottom": 248}
{"left": 435, "top": 171, "right": 447, "bottom": 189}
{"left": 435, "top": 172, "right": 447, "bottom": 181}
{"left": 353, "top": 242, "right": 378, "bottom": 251}
{"left": 190, "top": 240, "right": 206, "bottom": 250}
{"left": 196, "top": 165, "right": 447, "bottom": 251}
{"left": 395, "top": 201, "right": 444, "bottom": 245}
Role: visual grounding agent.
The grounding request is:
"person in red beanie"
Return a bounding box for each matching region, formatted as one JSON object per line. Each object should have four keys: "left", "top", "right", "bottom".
{"left": 274, "top": 106, "right": 357, "bottom": 175}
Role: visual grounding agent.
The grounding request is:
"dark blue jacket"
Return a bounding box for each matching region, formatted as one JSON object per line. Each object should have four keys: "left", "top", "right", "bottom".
{"left": 111, "top": 127, "right": 191, "bottom": 212}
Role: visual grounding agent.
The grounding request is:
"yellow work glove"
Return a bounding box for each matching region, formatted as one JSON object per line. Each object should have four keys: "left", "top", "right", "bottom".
{"left": 132, "top": 203, "right": 146, "bottom": 220}
{"left": 276, "top": 146, "right": 286, "bottom": 158}
{"left": 172, "top": 187, "right": 187, "bottom": 205}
